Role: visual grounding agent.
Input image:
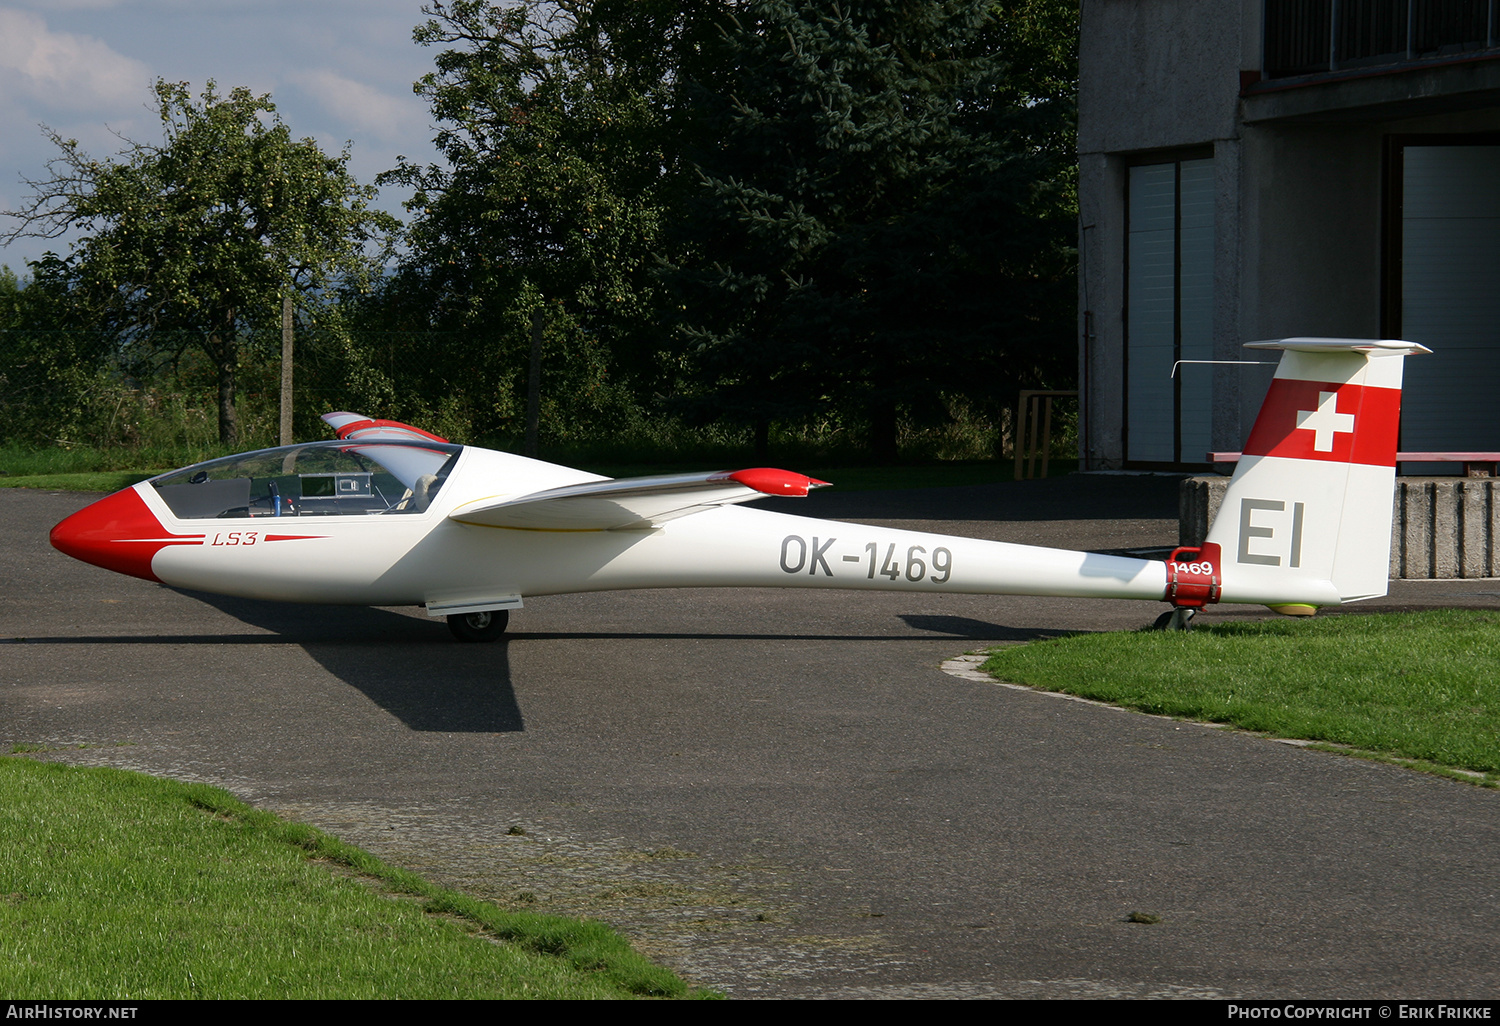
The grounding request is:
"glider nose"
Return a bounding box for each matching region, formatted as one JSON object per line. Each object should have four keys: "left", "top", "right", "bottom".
{"left": 51, "top": 486, "right": 196, "bottom": 582}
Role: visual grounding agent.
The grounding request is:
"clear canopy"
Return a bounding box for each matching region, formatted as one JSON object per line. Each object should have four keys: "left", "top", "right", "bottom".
{"left": 150, "top": 440, "right": 463, "bottom": 519}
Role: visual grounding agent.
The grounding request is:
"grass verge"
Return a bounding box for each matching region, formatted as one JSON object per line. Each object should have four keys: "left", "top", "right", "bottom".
{"left": 0, "top": 471, "right": 160, "bottom": 491}
{"left": 0, "top": 757, "right": 705, "bottom": 999}
{"left": 0, "top": 459, "right": 1076, "bottom": 494}
{"left": 980, "top": 610, "right": 1500, "bottom": 782}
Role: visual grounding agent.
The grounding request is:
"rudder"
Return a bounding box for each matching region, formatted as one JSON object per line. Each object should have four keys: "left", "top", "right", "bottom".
{"left": 1203, "top": 338, "right": 1429, "bottom": 608}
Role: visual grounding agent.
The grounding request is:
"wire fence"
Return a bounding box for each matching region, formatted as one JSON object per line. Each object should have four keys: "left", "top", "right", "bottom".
{"left": 0, "top": 325, "right": 610, "bottom": 452}
{"left": 0, "top": 326, "right": 1066, "bottom": 465}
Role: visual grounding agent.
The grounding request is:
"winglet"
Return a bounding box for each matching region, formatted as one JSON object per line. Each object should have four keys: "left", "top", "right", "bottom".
{"left": 321, "top": 412, "right": 451, "bottom": 444}
{"left": 715, "top": 468, "right": 831, "bottom": 497}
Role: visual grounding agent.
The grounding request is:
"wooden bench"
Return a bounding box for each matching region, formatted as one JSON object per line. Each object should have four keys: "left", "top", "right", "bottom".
{"left": 1208, "top": 452, "right": 1500, "bottom": 477}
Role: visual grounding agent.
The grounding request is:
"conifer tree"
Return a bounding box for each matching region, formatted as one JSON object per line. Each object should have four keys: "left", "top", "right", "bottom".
{"left": 664, "top": 0, "right": 1077, "bottom": 459}
{"left": 382, "top": 1, "right": 707, "bottom": 437}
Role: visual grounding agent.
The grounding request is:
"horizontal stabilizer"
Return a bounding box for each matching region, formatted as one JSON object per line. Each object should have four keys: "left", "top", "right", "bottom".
{"left": 449, "top": 468, "right": 829, "bottom": 531}
{"left": 1245, "top": 337, "right": 1432, "bottom": 356}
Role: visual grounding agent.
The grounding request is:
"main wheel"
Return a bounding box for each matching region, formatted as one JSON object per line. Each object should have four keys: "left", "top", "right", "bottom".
{"left": 446, "top": 609, "right": 510, "bottom": 642}
{"left": 1151, "top": 607, "right": 1196, "bottom": 631}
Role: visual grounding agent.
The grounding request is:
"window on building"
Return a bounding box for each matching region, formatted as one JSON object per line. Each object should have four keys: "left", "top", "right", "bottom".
{"left": 1126, "top": 155, "right": 1215, "bottom": 468}
{"left": 1264, "top": 0, "right": 1499, "bottom": 80}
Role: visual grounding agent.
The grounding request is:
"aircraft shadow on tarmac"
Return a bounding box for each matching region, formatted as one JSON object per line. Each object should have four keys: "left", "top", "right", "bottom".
{"left": 896, "top": 613, "right": 1075, "bottom": 640}
{"left": 178, "top": 591, "right": 527, "bottom": 734}
{"left": 168, "top": 592, "right": 1076, "bottom": 647}
{"left": 17, "top": 592, "right": 1083, "bottom": 734}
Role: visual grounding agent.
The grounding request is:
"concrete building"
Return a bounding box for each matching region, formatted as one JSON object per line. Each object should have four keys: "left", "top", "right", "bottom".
{"left": 1078, "top": 0, "right": 1500, "bottom": 471}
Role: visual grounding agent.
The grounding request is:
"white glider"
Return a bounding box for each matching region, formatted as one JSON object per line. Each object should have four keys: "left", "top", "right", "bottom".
{"left": 50, "top": 339, "right": 1427, "bottom": 640}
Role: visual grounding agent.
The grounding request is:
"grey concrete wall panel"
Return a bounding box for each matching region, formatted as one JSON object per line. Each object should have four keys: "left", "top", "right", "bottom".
{"left": 1242, "top": 125, "right": 1384, "bottom": 340}
{"left": 1212, "top": 138, "right": 1250, "bottom": 451}
{"left": 1078, "top": 153, "right": 1127, "bottom": 468}
{"left": 1392, "top": 478, "right": 1500, "bottom": 579}
{"left": 1182, "top": 476, "right": 1500, "bottom": 579}
{"left": 1241, "top": 60, "right": 1500, "bottom": 125}
{"left": 1079, "top": 1, "right": 1244, "bottom": 470}
{"left": 1178, "top": 475, "right": 1226, "bottom": 548}
{"left": 1179, "top": 159, "right": 1217, "bottom": 461}
{"left": 1079, "top": 0, "right": 1243, "bottom": 153}
{"left": 1460, "top": 478, "right": 1496, "bottom": 577}
{"left": 1432, "top": 480, "right": 1461, "bottom": 578}
{"left": 1399, "top": 478, "right": 1435, "bottom": 578}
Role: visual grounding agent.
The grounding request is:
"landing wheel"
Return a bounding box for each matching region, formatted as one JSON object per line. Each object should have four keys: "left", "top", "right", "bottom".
{"left": 1152, "top": 607, "right": 1196, "bottom": 631}
{"left": 446, "top": 609, "right": 509, "bottom": 642}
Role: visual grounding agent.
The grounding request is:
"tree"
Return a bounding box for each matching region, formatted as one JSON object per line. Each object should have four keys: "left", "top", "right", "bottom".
{"left": 380, "top": 1, "right": 706, "bottom": 441}
{"left": 0, "top": 259, "right": 115, "bottom": 445}
{"left": 1, "top": 80, "right": 397, "bottom": 445}
{"left": 663, "top": 0, "right": 1078, "bottom": 459}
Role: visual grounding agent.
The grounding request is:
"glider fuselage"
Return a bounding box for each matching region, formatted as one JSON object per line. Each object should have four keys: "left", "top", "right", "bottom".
{"left": 55, "top": 443, "right": 1174, "bottom": 615}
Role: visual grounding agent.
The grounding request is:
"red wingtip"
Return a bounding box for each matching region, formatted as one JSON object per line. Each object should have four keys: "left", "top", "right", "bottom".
{"left": 332, "top": 418, "right": 450, "bottom": 444}
{"left": 724, "top": 468, "right": 829, "bottom": 497}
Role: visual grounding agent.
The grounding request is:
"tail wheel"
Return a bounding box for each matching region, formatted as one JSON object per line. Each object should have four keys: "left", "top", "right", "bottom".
{"left": 446, "top": 609, "right": 509, "bottom": 642}
{"left": 1152, "top": 607, "right": 1197, "bottom": 631}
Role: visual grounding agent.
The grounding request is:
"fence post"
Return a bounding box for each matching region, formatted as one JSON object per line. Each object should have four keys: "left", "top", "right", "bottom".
{"left": 525, "top": 306, "right": 544, "bottom": 458}
{"left": 279, "top": 292, "right": 293, "bottom": 446}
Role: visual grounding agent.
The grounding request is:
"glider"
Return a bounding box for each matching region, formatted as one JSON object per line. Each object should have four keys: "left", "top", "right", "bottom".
{"left": 50, "top": 338, "right": 1428, "bottom": 640}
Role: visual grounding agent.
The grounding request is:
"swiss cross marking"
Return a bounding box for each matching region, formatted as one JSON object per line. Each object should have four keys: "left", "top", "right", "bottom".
{"left": 1295, "top": 391, "right": 1355, "bottom": 452}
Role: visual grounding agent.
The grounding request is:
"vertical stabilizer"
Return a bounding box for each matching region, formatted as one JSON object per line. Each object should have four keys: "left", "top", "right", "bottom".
{"left": 1204, "top": 338, "right": 1430, "bottom": 607}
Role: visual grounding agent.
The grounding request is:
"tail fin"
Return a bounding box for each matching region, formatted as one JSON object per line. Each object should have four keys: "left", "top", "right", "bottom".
{"left": 1202, "top": 338, "right": 1430, "bottom": 608}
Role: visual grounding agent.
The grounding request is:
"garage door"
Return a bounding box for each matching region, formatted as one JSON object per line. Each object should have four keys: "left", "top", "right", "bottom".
{"left": 1400, "top": 144, "right": 1500, "bottom": 460}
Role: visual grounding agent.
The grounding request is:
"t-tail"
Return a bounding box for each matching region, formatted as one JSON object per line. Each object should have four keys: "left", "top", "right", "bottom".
{"left": 1173, "top": 338, "right": 1430, "bottom": 619}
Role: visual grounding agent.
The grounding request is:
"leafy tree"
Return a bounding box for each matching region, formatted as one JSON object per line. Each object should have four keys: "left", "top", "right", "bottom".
{"left": 1, "top": 80, "right": 397, "bottom": 445}
{"left": 0, "top": 265, "right": 19, "bottom": 330}
{"left": 663, "top": 0, "right": 1078, "bottom": 459}
{"left": 0, "top": 259, "right": 117, "bottom": 445}
{"left": 380, "top": 0, "right": 707, "bottom": 440}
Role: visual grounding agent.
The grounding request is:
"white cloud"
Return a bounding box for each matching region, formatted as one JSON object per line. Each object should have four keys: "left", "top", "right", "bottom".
{"left": 9, "top": 0, "right": 125, "bottom": 10}
{"left": 0, "top": 7, "right": 150, "bottom": 111}
{"left": 286, "top": 68, "right": 424, "bottom": 145}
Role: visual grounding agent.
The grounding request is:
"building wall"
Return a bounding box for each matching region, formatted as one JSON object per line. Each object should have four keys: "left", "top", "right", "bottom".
{"left": 1079, "top": 0, "right": 1500, "bottom": 469}
{"left": 1078, "top": 0, "right": 1243, "bottom": 154}
{"left": 1078, "top": 0, "right": 1248, "bottom": 467}
{"left": 1242, "top": 125, "right": 1384, "bottom": 341}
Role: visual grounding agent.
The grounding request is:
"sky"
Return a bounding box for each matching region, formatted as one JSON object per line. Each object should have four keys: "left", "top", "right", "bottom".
{"left": 0, "top": 0, "right": 443, "bottom": 273}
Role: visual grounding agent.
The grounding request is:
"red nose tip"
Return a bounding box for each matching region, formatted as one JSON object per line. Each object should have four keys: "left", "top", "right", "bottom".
{"left": 50, "top": 487, "right": 202, "bottom": 582}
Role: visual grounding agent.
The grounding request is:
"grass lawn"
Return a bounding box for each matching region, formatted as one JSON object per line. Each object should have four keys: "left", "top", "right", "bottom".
{"left": 0, "top": 757, "right": 704, "bottom": 999}
{"left": 981, "top": 609, "right": 1500, "bottom": 783}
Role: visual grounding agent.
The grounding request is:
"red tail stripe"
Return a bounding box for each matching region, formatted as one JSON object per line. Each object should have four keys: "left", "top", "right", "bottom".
{"left": 1242, "top": 379, "right": 1400, "bottom": 466}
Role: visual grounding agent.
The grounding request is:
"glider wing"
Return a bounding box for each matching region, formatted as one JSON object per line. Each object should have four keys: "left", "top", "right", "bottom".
{"left": 448, "top": 468, "right": 829, "bottom": 531}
